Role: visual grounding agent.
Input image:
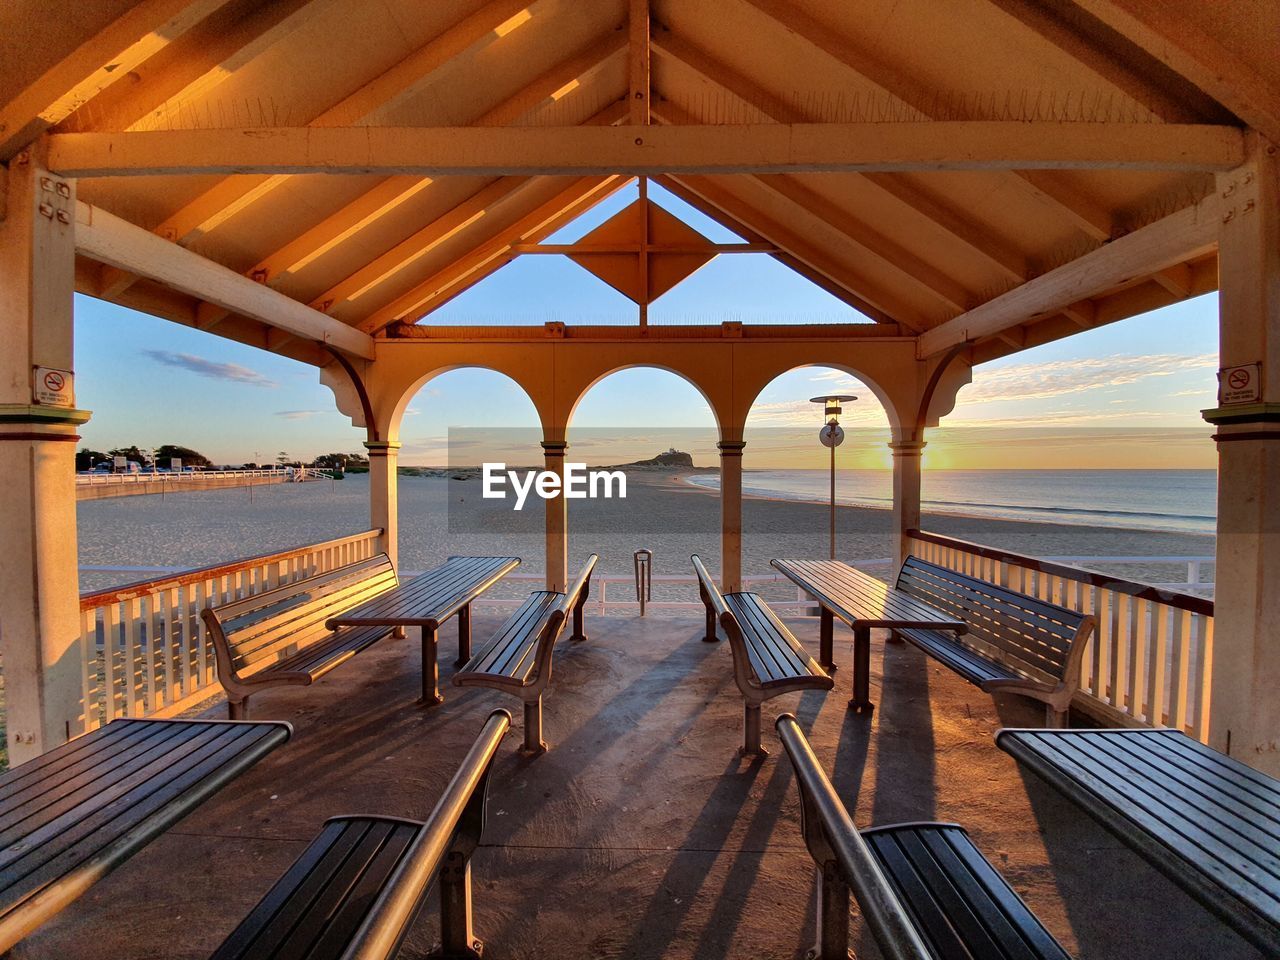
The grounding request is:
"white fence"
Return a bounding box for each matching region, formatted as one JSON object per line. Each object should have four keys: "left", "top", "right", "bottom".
{"left": 906, "top": 530, "right": 1215, "bottom": 740}
{"left": 76, "top": 467, "right": 332, "bottom": 486}
{"left": 76, "top": 529, "right": 382, "bottom": 733}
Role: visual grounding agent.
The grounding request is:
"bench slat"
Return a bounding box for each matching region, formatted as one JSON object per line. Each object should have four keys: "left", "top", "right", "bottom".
{"left": 725, "top": 593, "right": 820, "bottom": 685}
{"left": 896, "top": 628, "right": 1021, "bottom": 686}
{"left": 462, "top": 592, "right": 560, "bottom": 684}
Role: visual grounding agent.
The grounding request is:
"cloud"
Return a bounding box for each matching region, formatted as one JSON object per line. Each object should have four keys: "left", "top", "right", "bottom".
{"left": 144, "top": 350, "right": 277, "bottom": 387}
{"left": 275, "top": 410, "right": 323, "bottom": 420}
{"left": 957, "top": 353, "right": 1216, "bottom": 406}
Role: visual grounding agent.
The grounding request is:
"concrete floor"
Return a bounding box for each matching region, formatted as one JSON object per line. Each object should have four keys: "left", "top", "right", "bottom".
{"left": 18, "top": 615, "right": 1263, "bottom": 960}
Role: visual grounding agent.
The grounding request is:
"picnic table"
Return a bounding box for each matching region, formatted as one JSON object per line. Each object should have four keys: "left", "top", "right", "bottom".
{"left": 770, "top": 559, "right": 966, "bottom": 711}
{"left": 326, "top": 555, "right": 520, "bottom": 704}
{"left": 996, "top": 727, "right": 1280, "bottom": 954}
{"left": 0, "top": 717, "right": 291, "bottom": 953}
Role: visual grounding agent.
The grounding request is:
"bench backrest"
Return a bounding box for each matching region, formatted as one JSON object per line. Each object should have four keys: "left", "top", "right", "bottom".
{"left": 202, "top": 554, "right": 398, "bottom": 680}
{"left": 776, "top": 714, "right": 932, "bottom": 960}
{"left": 531, "top": 554, "right": 597, "bottom": 681}
{"left": 896, "top": 556, "right": 1093, "bottom": 683}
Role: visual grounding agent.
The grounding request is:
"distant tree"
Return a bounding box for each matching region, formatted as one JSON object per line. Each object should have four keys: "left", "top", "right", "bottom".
{"left": 276, "top": 450, "right": 291, "bottom": 465}
{"left": 107, "top": 445, "right": 146, "bottom": 464}
{"left": 76, "top": 448, "right": 106, "bottom": 471}
{"left": 311, "top": 452, "right": 369, "bottom": 470}
{"left": 154, "top": 444, "right": 211, "bottom": 468}
{"left": 241, "top": 462, "right": 259, "bottom": 470}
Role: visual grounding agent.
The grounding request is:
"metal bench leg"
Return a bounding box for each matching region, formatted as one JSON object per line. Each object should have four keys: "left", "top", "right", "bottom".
{"left": 434, "top": 850, "right": 482, "bottom": 959}
{"left": 848, "top": 625, "right": 873, "bottom": 712}
{"left": 455, "top": 604, "right": 471, "bottom": 668}
{"left": 422, "top": 626, "right": 444, "bottom": 706}
{"left": 228, "top": 698, "right": 249, "bottom": 720}
{"left": 570, "top": 590, "right": 588, "bottom": 642}
{"left": 520, "top": 697, "right": 548, "bottom": 757}
{"left": 741, "top": 702, "right": 767, "bottom": 757}
{"left": 807, "top": 861, "right": 850, "bottom": 960}
{"left": 819, "top": 608, "right": 837, "bottom": 673}
{"left": 703, "top": 596, "right": 718, "bottom": 642}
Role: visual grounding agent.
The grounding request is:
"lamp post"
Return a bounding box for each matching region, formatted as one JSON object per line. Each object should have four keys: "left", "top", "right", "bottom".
{"left": 810, "top": 394, "right": 857, "bottom": 560}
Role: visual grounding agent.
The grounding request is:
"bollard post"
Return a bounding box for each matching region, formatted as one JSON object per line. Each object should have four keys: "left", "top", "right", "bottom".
{"left": 633, "top": 549, "right": 652, "bottom": 616}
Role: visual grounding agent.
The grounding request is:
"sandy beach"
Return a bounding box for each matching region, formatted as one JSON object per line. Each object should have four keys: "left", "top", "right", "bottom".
{"left": 78, "top": 470, "right": 1215, "bottom": 602}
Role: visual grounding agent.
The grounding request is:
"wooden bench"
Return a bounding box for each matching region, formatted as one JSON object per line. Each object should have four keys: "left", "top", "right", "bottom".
{"left": 778, "top": 714, "right": 1073, "bottom": 960}
{"left": 209, "top": 710, "right": 509, "bottom": 960}
{"left": 202, "top": 554, "right": 400, "bottom": 719}
{"left": 997, "top": 727, "right": 1280, "bottom": 954}
{"left": 692, "top": 555, "right": 832, "bottom": 756}
{"left": 0, "top": 718, "right": 291, "bottom": 954}
{"left": 454, "top": 555, "right": 596, "bottom": 756}
{"left": 893, "top": 556, "right": 1095, "bottom": 726}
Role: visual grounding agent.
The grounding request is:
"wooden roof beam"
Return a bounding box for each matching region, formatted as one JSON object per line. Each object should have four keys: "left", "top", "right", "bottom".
{"left": 0, "top": 0, "right": 232, "bottom": 160}
{"left": 629, "top": 0, "right": 651, "bottom": 125}
{"left": 750, "top": 174, "right": 978, "bottom": 313}
{"left": 651, "top": 175, "right": 896, "bottom": 326}
{"left": 74, "top": 200, "right": 376, "bottom": 359}
{"left": 49, "top": 121, "right": 1244, "bottom": 177}
{"left": 666, "top": 174, "right": 927, "bottom": 330}
{"left": 361, "top": 176, "right": 629, "bottom": 332}
{"left": 982, "top": 0, "right": 1233, "bottom": 125}
{"left": 916, "top": 188, "right": 1220, "bottom": 357}
{"left": 738, "top": 0, "right": 1118, "bottom": 239}
{"left": 1067, "top": 0, "right": 1280, "bottom": 146}
{"left": 63, "top": 0, "right": 326, "bottom": 133}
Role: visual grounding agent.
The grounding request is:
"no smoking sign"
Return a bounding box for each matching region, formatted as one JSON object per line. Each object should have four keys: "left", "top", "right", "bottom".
{"left": 33, "top": 366, "right": 74, "bottom": 408}
{"left": 1218, "top": 363, "right": 1261, "bottom": 405}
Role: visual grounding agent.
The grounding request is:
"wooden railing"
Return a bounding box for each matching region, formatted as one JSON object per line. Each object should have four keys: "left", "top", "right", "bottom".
{"left": 76, "top": 529, "right": 383, "bottom": 732}
{"left": 907, "top": 530, "right": 1214, "bottom": 739}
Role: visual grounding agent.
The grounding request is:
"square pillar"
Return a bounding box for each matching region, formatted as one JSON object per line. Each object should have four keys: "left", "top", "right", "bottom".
{"left": 718, "top": 440, "right": 745, "bottom": 592}
{"left": 0, "top": 148, "right": 90, "bottom": 763}
{"left": 889, "top": 440, "right": 926, "bottom": 570}
{"left": 1203, "top": 135, "right": 1280, "bottom": 772}
{"left": 541, "top": 440, "right": 568, "bottom": 591}
{"left": 364, "top": 440, "right": 400, "bottom": 568}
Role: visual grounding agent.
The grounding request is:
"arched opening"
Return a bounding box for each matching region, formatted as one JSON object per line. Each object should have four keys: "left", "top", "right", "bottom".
{"left": 565, "top": 367, "right": 720, "bottom": 606}
{"left": 742, "top": 365, "right": 894, "bottom": 580}
{"left": 395, "top": 367, "right": 545, "bottom": 576}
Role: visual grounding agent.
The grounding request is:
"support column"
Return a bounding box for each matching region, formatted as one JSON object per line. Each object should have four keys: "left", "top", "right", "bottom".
{"left": 718, "top": 439, "right": 745, "bottom": 592}
{"left": 541, "top": 440, "right": 568, "bottom": 591}
{"left": 1204, "top": 135, "right": 1280, "bottom": 773}
{"left": 0, "top": 147, "right": 91, "bottom": 763}
{"left": 889, "top": 439, "right": 926, "bottom": 570}
{"left": 364, "top": 440, "right": 400, "bottom": 568}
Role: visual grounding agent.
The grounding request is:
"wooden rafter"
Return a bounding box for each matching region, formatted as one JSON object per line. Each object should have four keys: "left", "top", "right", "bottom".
{"left": 666, "top": 173, "right": 927, "bottom": 330}
{"left": 629, "top": 0, "right": 651, "bottom": 126}
{"left": 62, "top": 0, "right": 325, "bottom": 133}
{"left": 47, "top": 121, "right": 1243, "bottom": 177}
{"left": 981, "top": 0, "right": 1234, "bottom": 125}
{"left": 736, "top": 0, "right": 1118, "bottom": 239}
{"left": 0, "top": 0, "right": 232, "bottom": 160}
{"left": 360, "top": 176, "right": 630, "bottom": 332}
{"left": 917, "top": 189, "right": 1221, "bottom": 357}
{"left": 750, "top": 174, "right": 978, "bottom": 313}
{"left": 1067, "top": 0, "right": 1280, "bottom": 146}
{"left": 653, "top": 174, "right": 897, "bottom": 327}
{"left": 74, "top": 201, "right": 376, "bottom": 358}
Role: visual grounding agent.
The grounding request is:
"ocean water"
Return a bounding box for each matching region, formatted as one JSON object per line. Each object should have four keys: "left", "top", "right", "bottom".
{"left": 685, "top": 469, "right": 1217, "bottom": 535}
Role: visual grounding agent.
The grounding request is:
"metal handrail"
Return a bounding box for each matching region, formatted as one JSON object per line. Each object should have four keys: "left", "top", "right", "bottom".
{"left": 776, "top": 714, "right": 931, "bottom": 960}
{"left": 344, "top": 709, "right": 510, "bottom": 959}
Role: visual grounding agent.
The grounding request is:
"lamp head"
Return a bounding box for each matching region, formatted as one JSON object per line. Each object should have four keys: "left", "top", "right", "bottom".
{"left": 809, "top": 394, "right": 857, "bottom": 422}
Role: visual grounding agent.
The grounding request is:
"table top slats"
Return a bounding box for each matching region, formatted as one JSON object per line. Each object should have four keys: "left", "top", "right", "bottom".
{"left": 0, "top": 719, "right": 289, "bottom": 943}
{"left": 997, "top": 728, "right": 1280, "bottom": 945}
{"left": 0, "top": 720, "right": 175, "bottom": 814}
{"left": 329, "top": 556, "right": 519, "bottom": 628}
{"left": 1034, "top": 734, "right": 1280, "bottom": 906}
{"left": 772, "top": 559, "right": 966, "bottom": 631}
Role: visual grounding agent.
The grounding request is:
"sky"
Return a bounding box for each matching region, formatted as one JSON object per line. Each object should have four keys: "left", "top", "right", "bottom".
{"left": 73, "top": 182, "right": 1220, "bottom": 471}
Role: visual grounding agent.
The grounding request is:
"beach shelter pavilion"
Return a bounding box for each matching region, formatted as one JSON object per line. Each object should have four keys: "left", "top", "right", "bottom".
{"left": 0, "top": 0, "right": 1276, "bottom": 782}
